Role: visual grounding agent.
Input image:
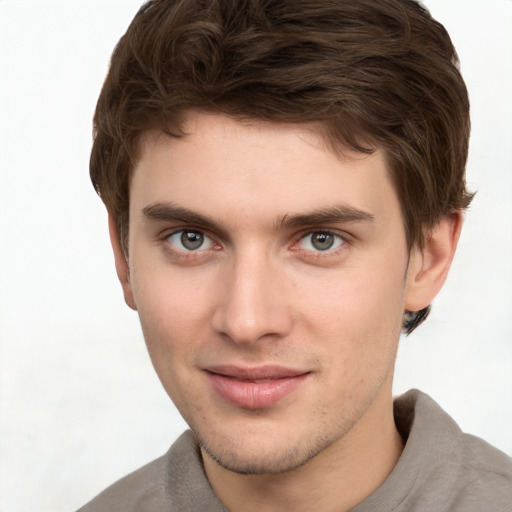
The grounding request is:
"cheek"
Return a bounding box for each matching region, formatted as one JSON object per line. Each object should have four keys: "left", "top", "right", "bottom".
{"left": 305, "top": 267, "right": 404, "bottom": 327}
{"left": 130, "top": 266, "right": 214, "bottom": 370}
{"left": 134, "top": 282, "right": 209, "bottom": 416}
{"left": 298, "top": 259, "right": 407, "bottom": 367}
{"left": 300, "top": 268, "right": 405, "bottom": 412}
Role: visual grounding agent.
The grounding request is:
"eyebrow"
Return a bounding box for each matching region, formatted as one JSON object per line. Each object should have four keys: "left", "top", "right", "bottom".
{"left": 142, "top": 202, "right": 226, "bottom": 233}
{"left": 142, "top": 201, "right": 375, "bottom": 232}
{"left": 276, "top": 205, "right": 375, "bottom": 229}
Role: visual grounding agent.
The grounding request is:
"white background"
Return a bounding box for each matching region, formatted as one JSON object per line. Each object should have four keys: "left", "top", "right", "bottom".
{"left": 0, "top": 1, "right": 511, "bottom": 511}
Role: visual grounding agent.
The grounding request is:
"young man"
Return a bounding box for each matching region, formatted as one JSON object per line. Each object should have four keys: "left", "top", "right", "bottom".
{"left": 79, "top": 0, "right": 512, "bottom": 510}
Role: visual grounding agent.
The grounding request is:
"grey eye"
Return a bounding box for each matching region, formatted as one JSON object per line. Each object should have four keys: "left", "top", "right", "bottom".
{"left": 298, "top": 232, "right": 344, "bottom": 252}
{"left": 181, "top": 231, "right": 204, "bottom": 250}
{"left": 311, "top": 233, "right": 335, "bottom": 250}
{"left": 167, "top": 230, "right": 213, "bottom": 251}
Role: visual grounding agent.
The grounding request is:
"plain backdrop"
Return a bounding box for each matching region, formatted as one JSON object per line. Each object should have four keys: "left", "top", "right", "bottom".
{"left": 0, "top": 1, "right": 511, "bottom": 511}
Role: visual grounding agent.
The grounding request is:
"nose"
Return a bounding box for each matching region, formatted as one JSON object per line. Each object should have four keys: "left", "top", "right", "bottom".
{"left": 211, "top": 250, "right": 293, "bottom": 345}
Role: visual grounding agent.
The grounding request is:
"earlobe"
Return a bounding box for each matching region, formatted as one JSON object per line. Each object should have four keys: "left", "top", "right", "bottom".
{"left": 108, "top": 213, "right": 137, "bottom": 311}
{"left": 405, "top": 212, "right": 463, "bottom": 312}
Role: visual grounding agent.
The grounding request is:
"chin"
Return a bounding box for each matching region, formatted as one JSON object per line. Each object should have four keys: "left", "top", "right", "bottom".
{"left": 198, "top": 427, "right": 338, "bottom": 475}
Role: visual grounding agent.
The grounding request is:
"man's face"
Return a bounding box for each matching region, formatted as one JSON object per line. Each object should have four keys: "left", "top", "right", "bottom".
{"left": 123, "top": 112, "right": 415, "bottom": 474}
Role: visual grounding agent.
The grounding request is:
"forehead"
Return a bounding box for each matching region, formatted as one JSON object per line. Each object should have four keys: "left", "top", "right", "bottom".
{"left": 130, "top": 112, "right": 400, "bottom": 229}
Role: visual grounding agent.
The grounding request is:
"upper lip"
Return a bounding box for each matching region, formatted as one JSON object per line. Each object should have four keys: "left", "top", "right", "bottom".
{"left": 205, "top": 365, "right": 309, "bottom": 381}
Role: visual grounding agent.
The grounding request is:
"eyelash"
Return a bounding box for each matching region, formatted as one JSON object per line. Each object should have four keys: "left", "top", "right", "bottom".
{"left": 163, "top": 229, "right": 220, "bottom": 261}
{"left": 292, "top": 230, "right": 346, "bottom": 254}
{"left": 162, "top": 228, "right": 348, "bottom": 260}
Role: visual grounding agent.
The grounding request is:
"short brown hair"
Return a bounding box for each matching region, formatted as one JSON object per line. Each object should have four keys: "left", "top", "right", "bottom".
{"left": 90, "top": 0, "right": 473, "bottom": 333}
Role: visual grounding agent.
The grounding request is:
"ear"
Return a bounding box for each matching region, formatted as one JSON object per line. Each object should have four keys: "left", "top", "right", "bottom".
{"left": 108, "top": 212, "right": 137, "bottom": 310}
{"left": 405, "top": 211, "right": 463, "bottom": 312}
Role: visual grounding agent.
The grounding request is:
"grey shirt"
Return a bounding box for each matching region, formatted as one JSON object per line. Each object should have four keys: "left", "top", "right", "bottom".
{"left": 78, "top": 390, "right": 512, "bottom": 511}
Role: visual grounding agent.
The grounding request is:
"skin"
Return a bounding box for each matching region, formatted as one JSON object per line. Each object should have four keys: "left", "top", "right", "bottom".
{"left": 110, "top": 111, "right": 461, "bottom": 512}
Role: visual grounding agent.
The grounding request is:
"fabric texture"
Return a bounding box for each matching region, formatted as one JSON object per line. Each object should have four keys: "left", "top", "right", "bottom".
{"left": 77, "top": 390, "right": 512, "bottom": 512}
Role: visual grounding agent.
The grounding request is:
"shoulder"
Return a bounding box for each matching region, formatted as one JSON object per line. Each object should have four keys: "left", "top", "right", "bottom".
{"left": 77, "top": 431, "right": 227, "bottom": 512}
{"left": 454, "top": 433, "right": 512, "bottom": 507}
{"left": 395, "top": 390, "right": 512, "bottom": 510}
{"left": 76, "top": 449, "right": 171, "bottom": 512}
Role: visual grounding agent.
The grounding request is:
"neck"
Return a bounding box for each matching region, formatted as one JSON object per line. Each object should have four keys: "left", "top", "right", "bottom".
{"left": 202, "top": 388, "right": 404, "bottom": 512}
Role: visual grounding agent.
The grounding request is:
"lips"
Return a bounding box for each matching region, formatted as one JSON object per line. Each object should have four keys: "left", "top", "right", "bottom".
{"left": 205, "top": 365, "right": 310, "bottom": 409}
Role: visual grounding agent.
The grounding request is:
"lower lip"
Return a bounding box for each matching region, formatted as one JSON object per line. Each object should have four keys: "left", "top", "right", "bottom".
{"left": 206, "top": 372, "right": 309, "bottom": 409}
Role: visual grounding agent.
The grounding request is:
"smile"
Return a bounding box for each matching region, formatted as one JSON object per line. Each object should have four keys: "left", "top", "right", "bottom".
{"left": 204, "top": 365, "right": 311, "bottom": 410}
